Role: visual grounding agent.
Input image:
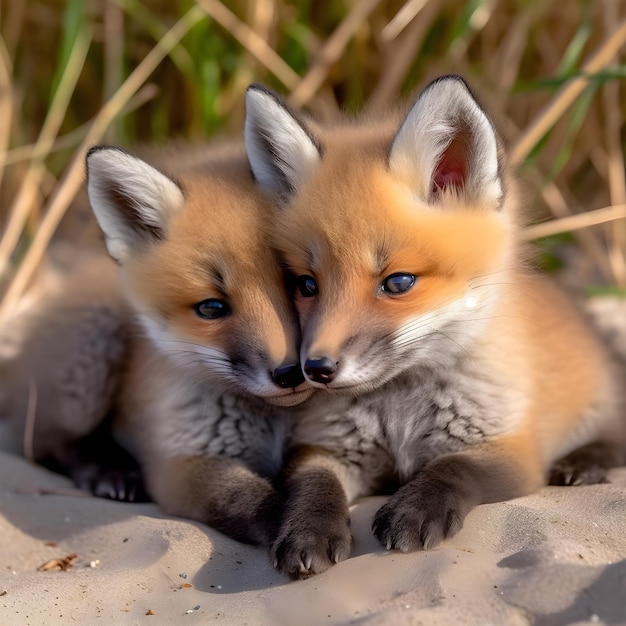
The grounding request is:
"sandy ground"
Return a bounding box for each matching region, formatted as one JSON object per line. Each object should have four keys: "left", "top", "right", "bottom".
{"left": 1, "top": 450, "right": 625, "bottom": 626}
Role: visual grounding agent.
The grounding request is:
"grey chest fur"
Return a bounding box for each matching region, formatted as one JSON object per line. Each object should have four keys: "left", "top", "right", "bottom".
{"left": 154, "top": 385, "right": 288, "bottom": 479}
{"left": 293, "top": 359, "right": 518, "bottom": 487}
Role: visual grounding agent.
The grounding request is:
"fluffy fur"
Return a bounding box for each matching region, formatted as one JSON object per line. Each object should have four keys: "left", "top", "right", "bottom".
{"left": 1, "top": 143, "right": 315, "bottom": 549}
{"left": 88, "top": 144, "right": 315, "bottom": 545}
{"left": 244, "top": 75, "right": 626, "bottom": 578}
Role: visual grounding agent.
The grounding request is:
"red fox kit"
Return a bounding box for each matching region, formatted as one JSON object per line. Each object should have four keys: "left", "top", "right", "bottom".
{"left": 244, "top": 76, "right": 626, "bottom": 577}
{"left": 1, "top": 143, "right": 314, "bottom": 547}
{"left": 87, "top": 143, "right": 315, "bottom": 544}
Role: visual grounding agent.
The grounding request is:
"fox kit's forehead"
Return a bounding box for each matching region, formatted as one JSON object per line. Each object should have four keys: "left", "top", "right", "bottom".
{"left": 272, "top": 124, "right": 396, "bottom": 272}
{"left": 126, "top": 173, "right": 280, "bottom": 316}
{"left": 176, "top": 174, "right": 271, "bottom": 254}
{"left": 277, "top": 142, "right": 511, "bottom": 281}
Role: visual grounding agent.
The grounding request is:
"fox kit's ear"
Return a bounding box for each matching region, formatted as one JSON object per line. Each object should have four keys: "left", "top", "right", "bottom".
{"left": 86, "top": 146, "right": 184, "bottom": 262}
{"left": 244, "top": 84, "right": 321, "bottom": 200}
{"left": 389, "top": 75, "right": 502, "bottom": 208}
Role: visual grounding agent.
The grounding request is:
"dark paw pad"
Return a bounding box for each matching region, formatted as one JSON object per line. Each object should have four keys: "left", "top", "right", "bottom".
{"left": 372, "top": 479, "right": 466, "bottom": 553}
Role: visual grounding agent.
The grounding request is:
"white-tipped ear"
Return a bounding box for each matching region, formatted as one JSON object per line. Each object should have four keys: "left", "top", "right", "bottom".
{"left": 389, "top": 75, "right": 502, "bottom": 208}
{"left": 86, "top": 147, "right": 184, "bottom": 262}
{"left": 244, "top": 85, "right": 321, "bottom": 200}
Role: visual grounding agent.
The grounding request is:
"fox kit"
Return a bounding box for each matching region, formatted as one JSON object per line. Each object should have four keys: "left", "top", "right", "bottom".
{"left": 244, "top": 76, "right": 626, "bottom": 577}
{"left": 86, "top": 143, "right": 315, "bottom": 544}
{"left": 2, "top": 143, "right": 314, "bottom": 547}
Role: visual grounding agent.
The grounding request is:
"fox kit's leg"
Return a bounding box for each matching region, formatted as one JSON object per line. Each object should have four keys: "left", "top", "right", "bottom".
{"left": 273, "top": 408, "right": 394, "bottom": 578}
{"left": 372, "top": 430, "right": 545, "bottom": 552}
{"left": 147, "top": 455, "right": 281, "bottom": 546}
{"left": 123, "top": 354, "right": 290, "bottom": 546}
{"left": 271, "top": 447, "right": 354, "bottom": 578}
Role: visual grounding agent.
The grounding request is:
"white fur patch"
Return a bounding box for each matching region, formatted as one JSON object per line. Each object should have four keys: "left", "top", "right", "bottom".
{"left": 136, "top": 311, "right": 236, "bottom": 381}
{"left": 389, "top": 77, "right": 501, "bottom": 207}
{"left": 135, "top": 309, "right": 292, "bottom": 400}
{"left": 393, "top": 277, "right": 501, "bottom": 357}
{"left": 86, "top": 148, "right": 184, "bottom": 262}
{"left": 244, "top": 87, "right": 320, "bottom": 197}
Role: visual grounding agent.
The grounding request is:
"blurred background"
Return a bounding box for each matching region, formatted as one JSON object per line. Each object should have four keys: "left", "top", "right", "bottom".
{"left": 0, "top": 0, "right": 625, "bottom": 321}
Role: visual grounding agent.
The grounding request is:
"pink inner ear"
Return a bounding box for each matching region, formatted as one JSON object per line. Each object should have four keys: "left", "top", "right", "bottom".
{"left": 431, "top": 137, "right": 467, "bottom": 194}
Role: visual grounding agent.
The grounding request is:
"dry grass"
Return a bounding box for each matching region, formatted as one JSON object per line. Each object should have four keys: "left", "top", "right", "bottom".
{"left": 0, "top": 0, "right": 625, "bottom": 321}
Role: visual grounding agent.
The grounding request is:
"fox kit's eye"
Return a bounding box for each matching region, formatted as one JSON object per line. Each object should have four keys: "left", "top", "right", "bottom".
{"left": 382, "top": 273, "right": 416, "bottom": 294}
{"left": 194, "top": 298, "right": 231, "bottom": 319}
{"left": 296, "top": 275, "right": 318, "bottom": 297}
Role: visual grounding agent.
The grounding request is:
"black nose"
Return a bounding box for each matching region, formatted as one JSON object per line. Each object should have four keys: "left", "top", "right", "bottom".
{"left": 304, "top": 356, "right": 337, "bottom": 384}
{"left": 271, "top": 363, "right": 305, "bottom": 388}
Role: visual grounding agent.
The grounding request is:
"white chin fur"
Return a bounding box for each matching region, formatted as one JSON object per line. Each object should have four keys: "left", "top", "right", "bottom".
{"left": 321, "top": 285, "right": 501, "bottom": 392}
{"left": 136, "top": 312, "right": 235, "bottom": 379}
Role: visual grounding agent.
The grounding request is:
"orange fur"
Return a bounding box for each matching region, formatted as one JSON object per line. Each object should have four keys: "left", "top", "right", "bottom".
{"left": 127, "top": 171, "right": 297, "bottom": 372}
{"left": 271, "top": 113, "right": 623, "bottom": 468}
{"left": 243, "top": 76, "right": 626, "bottom": 574}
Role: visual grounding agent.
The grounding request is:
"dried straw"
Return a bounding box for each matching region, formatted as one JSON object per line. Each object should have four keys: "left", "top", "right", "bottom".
{"left": 288, "top": 0, "right": 384, "bottom": 108}
{"left": 0, "top": 27, "right": 92, "bottom": 277}
{"left": 0, "top": 6, "right": 207, "bottom": 323}
{"left": 524, "top": 204, "right": 626, "bottom": 240}
{"left": 195, "top": 0, "right": 300, "bottom": 90}
{"left": 511, "top": 19, "right": 626, "bottom": 166}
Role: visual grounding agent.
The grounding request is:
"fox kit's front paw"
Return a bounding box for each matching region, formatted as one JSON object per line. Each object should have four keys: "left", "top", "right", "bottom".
{"left": 271, "top": 511, "right": 352, "bottom": 579}
{"left": 548, "top": 443, "right": 617, "bottom": 486}
{"left": 75, "top": 465, "right": 149, "bottom": 502}
{"left": 549, "top": 460, "right": 609, "bottom": 487}
{"left": 272, "top": 466, "right": 352, "bottom": 578}
{"left": 372, "top": 476, "right": 467, "bottom": 552}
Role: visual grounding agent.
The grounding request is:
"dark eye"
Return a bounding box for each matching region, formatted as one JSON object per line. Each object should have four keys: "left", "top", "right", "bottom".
{"left": 194, "top": 299, "right": 231, "bottom": 319}
{"left": 296, "top": 275, "right": 318, "bottom": 298}
{"left": 382, "top": 273, "right": 416, "bottom": 294}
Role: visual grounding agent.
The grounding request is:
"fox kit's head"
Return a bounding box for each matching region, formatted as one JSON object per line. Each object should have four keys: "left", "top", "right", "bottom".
{"left": 86, "top": 146, "right": 312, "bottom": 406}
{"left": 245, "top": 76, "right": 517, "bottom": 393}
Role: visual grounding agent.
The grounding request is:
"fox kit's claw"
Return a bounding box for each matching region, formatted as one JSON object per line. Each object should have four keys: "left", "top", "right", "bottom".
{"left": 41, "top": 426, "right": 150, "bottom": 503}
{"left": 271, "top": 511, "right": 352, "bottom": 579}
{"left": 548, "top": 461, "right": 610, "bottom": 486}
{"left": 74, "top": 465, "right": 150, "bottom": 503}
{"left": 372, "top": 477, "right": 466, "bottom": 553}
{"left": 548, "top": 443, "right": 617, "bottom": 487}
{"left": 271, "top": 530, "right": 352, "bottom": 579}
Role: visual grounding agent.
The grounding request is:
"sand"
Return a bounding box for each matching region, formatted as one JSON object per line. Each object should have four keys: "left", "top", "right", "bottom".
{"left": 1, "top": 449, "right": 625, "bottom": 625}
